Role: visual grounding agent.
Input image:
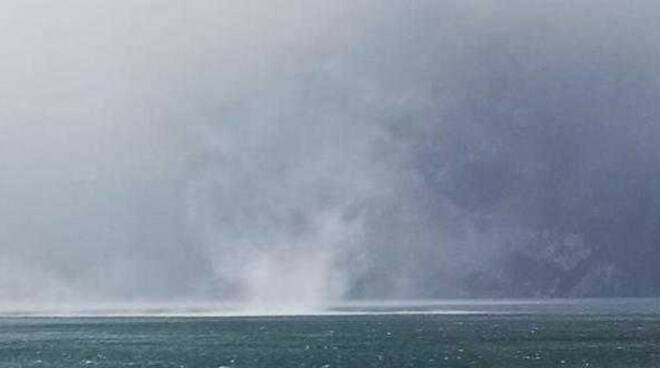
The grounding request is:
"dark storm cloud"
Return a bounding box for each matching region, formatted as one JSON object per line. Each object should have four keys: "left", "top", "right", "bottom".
{"left": 2, "top": 0, "right": 660, "bottom": 309}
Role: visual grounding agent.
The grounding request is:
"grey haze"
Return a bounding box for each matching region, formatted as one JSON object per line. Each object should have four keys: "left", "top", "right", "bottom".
{"left": 1, "top": 0, "right": 659, "bottom": 308}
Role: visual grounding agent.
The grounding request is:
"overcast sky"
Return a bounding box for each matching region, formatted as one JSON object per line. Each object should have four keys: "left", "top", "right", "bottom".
{"left": 2, "top": 0, "right": 660, "bottom": 309}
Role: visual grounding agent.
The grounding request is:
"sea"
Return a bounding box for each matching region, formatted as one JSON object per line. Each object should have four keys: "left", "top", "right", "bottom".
{"left": 1, "top": 298, "right": 660, "bottom": 367}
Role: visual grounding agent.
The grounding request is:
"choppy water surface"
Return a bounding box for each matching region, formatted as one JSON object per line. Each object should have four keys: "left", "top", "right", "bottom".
{"left": 1, "top": 299, "right": 660, "bottom": 367}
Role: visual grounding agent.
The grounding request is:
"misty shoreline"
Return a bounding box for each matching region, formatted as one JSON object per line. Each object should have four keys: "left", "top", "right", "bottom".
{"left": 2, "top": 298, "right": 659, "bottom": 318}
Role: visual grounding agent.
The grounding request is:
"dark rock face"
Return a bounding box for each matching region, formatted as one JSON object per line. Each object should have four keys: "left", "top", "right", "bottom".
{"left": 389, "top": 1, "right": 660, "bottom": 298}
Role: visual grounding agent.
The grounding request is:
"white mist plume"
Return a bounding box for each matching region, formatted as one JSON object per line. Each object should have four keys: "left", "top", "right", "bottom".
{"left": 182, "top": 78, "right": 395, "bottom": 305}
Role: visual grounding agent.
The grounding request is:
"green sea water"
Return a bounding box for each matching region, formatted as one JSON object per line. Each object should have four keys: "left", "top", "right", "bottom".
{"left": 1, "top": 299, "right": 660, "bottom": 367}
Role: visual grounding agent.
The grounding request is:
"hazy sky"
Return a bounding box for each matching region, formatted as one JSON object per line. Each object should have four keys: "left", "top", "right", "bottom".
{"left": 2, "top": 0, "right": 660, "bottom": 308}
